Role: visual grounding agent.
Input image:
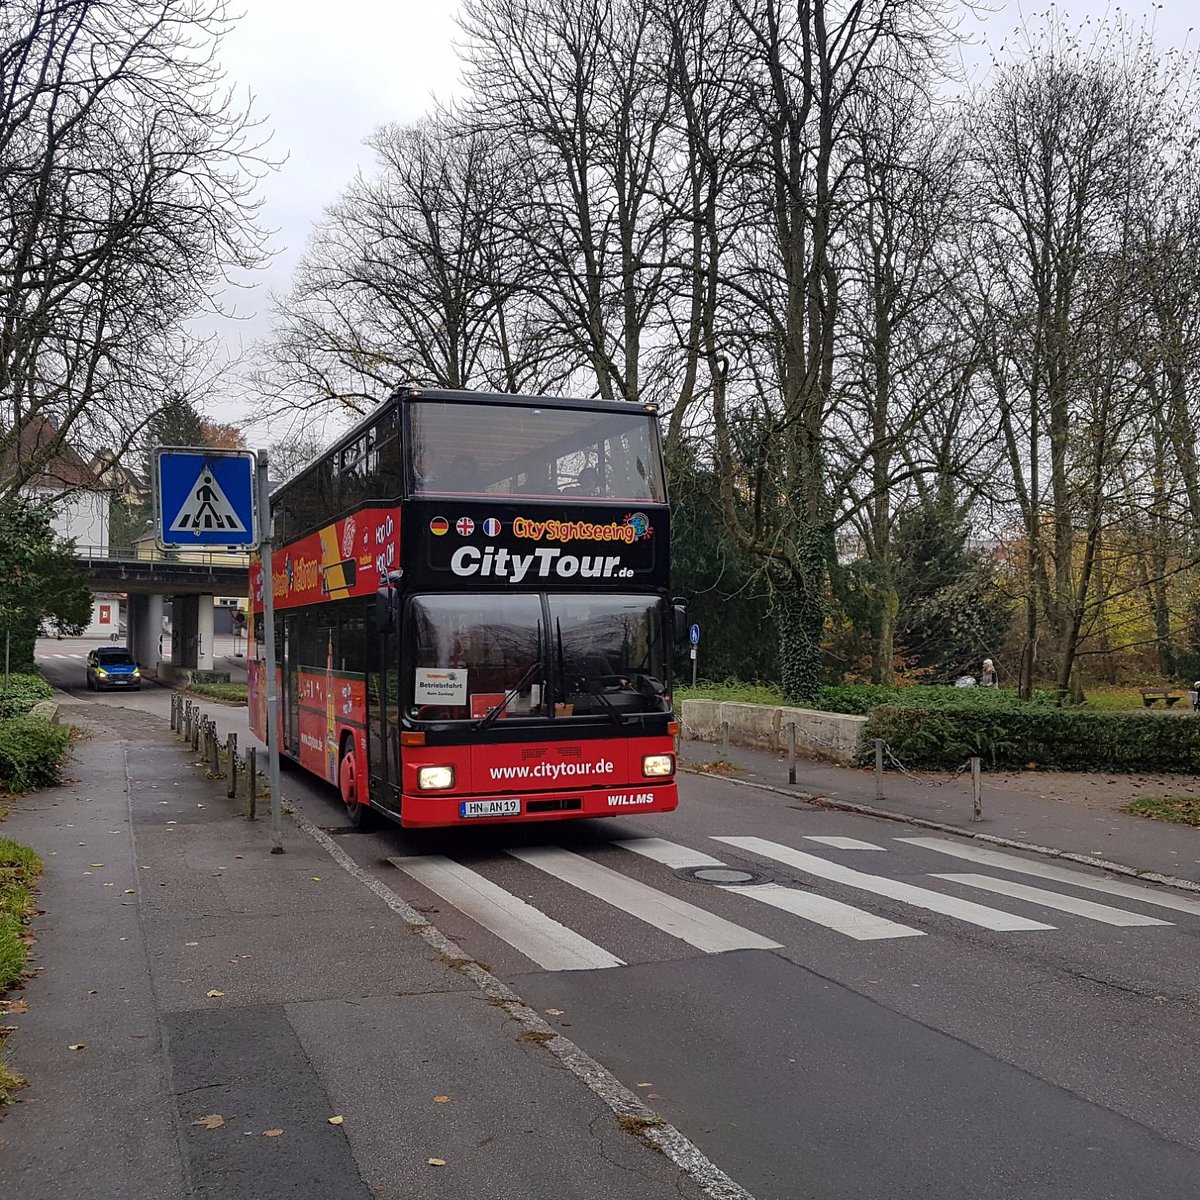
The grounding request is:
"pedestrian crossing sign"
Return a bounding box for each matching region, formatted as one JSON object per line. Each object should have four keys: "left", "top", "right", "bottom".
{"left": 154, "top": 447, "right": 258, "bottom": 550}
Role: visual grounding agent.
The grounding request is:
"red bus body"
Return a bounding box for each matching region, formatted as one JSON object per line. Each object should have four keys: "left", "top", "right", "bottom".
{"left": 249, "top": 389, "right": 680, "bottom": 829}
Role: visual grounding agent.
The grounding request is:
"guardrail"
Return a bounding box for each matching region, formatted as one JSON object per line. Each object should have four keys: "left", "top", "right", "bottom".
{"left": 73, "top": 543, "right": 250, "bottom": 569}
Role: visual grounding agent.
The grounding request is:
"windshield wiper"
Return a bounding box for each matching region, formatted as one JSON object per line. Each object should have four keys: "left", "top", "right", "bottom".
{"left": 478, "top": 621, "right": 544, "bottom": 731}
{"left": 575, "top": 673, "right": 627, "bottom": 726}
{"left": 476, "top": 659, "right": 545, "bottom": 731}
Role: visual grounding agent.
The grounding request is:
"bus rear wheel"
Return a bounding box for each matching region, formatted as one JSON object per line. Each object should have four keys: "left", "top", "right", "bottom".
{"left": 339, "top": 736, "right": 370, "bottom": 828}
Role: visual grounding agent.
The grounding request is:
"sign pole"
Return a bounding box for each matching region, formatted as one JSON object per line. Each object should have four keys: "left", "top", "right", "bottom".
{"left": 256, "top": 451, "right": 284, "bottom": 855}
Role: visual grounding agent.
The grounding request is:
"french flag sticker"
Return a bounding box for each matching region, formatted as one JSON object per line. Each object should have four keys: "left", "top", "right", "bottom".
{"left": 482, "top": 517, "right": 502, "bottom": 537}
{"left": 456, "top": 516, "right": 476, "bottom": 536}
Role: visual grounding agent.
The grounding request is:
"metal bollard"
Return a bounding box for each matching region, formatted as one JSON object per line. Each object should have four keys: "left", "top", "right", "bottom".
{"left": 874, "top": 738, "right": 884, "bottom": 801}
{"left": 182, "top": 701, "right": 191, "bottom": 743}
{"left": 721, "top": 720, "right": 730, "bottom": 757}
{"left": 191, "top": 711, "right": 200, "bottom": 753}
{"left": 169, "top": 694, "right": 177, "bottom": 731}
{"left": 246, "top": 746, "right": 257, "bottom": 820}
{"left": 971, "top": 757, "right": 982, "bottom": 821}
{"left": 227, "top": 733, "right": 238, "bottom": 798}
{"left": 787, "top": 722, "right": 797, "bottom": 785}
{"left": 210, "top": 723, "right": 220, "bottom": 775}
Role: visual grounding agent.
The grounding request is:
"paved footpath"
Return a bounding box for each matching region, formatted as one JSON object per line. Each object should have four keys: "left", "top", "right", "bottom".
{"left": 682, "top": 735, "right": 1200, "bottom": 888}
{"left": 0, "top": 704, "right": 708, "bottom": 1200}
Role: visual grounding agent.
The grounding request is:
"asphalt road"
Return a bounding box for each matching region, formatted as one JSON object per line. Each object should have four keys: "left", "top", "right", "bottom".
{"left": 38, "top": 643, "right": 1200, "bottom": 1200}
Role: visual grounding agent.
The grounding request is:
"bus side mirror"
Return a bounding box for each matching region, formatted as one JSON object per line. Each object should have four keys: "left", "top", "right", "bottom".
{"left": 672, "top": 597, "right": 688, "bottom": 643}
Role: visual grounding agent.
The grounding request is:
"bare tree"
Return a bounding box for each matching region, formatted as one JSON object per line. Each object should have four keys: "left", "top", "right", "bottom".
{"left": 962, "top": 18, "right": 1199, "bottom": 699}
{"left": 460, "top": 0, "right": 679, "bottom": 405}
{"left": 0, "top": 0, "right": 273, "bottom": 495}
{"left": 261, "top": 111, "right": 563, "bottom": 422}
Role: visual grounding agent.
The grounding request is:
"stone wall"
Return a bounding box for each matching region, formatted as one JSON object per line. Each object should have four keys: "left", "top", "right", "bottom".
{"left": 679, "top": 699, "right": 866, "bottom": 764}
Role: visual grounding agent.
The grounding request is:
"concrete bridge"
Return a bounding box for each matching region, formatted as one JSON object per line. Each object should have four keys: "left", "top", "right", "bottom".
{"left": 73, "top": 544, "right": 249, "bottom": 682}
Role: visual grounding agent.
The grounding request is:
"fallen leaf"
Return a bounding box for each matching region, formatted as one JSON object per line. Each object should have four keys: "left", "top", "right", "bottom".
{"left": 185, "top": 942, "right": 199, "bottom": 947}
{"left": 262, "top": 1129, "right": 284, "bottom": 1138}
{"left": 648, "top": 1093, "right": 663, "bottom": 1099}
{"left": 192, "top": 1114, "right": 225, "bottom": 1130}
{"left": 1, "top": 1000, "right": 29, "bottom": 1014}
{"left": 311, "top": 877, "right": 321, "bottom": 882}
{"left": 636, "top": 1082, "right": 653, "bottom": 1089}
{"left": 433, "top": 1095, "right": 450, "bottom": 1104}
{"left": 235, "top": 855, "right": 244, "bottom": 860}
{"left": 427, "top": 1158, "right": 446, "bottom": 1167}
{"left": 206, "top": 989, "right": 225, "bottom": 998}
{"left": 90, "top": 863, "right": 105, "bottom": 868}
{"left": 124, "top": 889, "right": 136, "bottom": 895}
{"left": 68, "top": 1043, "right": 86, "bottom": 1051}
{"left": 545, "top": 1008, "right": 564, "bottom": 1016}
{"left": 87, "top": 989, "right": 97, "bottom": 996}
{"left": 327, "top": 1115, "right": 344, "bottom": 1125}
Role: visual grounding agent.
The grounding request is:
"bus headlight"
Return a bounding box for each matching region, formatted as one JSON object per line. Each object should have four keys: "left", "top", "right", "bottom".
{"left": 418, "top": 765, "right": 455, "bottom": 791}
{"left": 642, "top": 754, "right": 674, "bottom": 777}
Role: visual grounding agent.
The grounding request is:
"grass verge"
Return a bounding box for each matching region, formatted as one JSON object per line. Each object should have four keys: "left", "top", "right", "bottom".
{"left": 1125, "top": 795, "right": 1200, "bottom": 827}
{"left": 0, "top": 836, "right": 42, "bottom": 1105}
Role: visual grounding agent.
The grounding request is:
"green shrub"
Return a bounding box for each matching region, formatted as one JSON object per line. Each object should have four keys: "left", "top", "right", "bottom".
{"left": 184, "top": 681, "right": 247, "bottom": 704}
{"left": 861, "top": 703, "right": 1200, "bottom": 772}
{"left": 813, "top": 684, "right": 1056, "bottom": 715}
{"left": 0, "top": 718, "right": 72, "bottom": 792}
{"left": 0, "top": 674, "right": 53, "bottom": 720}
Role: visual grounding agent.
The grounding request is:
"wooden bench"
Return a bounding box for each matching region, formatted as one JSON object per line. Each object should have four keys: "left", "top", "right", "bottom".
{"left": 1140, "top": 688, "right": 1182, "bottom": 707}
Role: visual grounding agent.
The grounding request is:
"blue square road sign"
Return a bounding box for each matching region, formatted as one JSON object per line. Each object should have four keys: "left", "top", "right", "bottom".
{"left": 154, "top": 448, "right": 258, "bottom": 550}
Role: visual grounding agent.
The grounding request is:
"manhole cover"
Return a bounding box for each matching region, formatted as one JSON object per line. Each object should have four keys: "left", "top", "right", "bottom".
{"left": 691, "top": 867, "right": 758, "bottom": 884}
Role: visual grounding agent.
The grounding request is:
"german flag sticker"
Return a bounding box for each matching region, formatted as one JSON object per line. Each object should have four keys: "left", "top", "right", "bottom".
{"left": 430, "top": 516, "right": 449, "bottom": 536}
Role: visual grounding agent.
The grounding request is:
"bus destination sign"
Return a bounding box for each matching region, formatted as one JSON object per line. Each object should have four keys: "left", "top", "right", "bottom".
{"left": 409, "top": 502, "right": 666, "bottom": 590}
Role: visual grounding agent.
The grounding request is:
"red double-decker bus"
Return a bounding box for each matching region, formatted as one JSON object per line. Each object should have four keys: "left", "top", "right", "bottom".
{"left": 248, "top": 387, "right": 683, "bottom": 828}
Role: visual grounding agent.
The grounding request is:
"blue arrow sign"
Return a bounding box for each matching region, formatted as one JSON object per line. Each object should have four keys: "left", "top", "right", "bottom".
{"left": 689, "top": 623, "right": 701, "bottom": 645}
{"left": 154, "top": 448, "right": 258, "bottom": 549}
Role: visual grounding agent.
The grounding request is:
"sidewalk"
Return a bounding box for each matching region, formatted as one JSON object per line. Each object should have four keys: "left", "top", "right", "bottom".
{"left": 681, "top": 734, "right": 1200, "bottom": 887}
{"left": 0, "top": 704, "right": 707, "bottom": 1200}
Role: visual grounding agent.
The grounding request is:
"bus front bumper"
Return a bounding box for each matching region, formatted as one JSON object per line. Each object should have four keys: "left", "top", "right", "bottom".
{"left": 396, "top": 781, "right": 679, "bottom": 828}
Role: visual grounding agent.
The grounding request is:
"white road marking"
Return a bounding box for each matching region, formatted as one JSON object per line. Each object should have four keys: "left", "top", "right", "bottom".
{"left": 507, "top": 846, "right": 782, "bottom": 953}
{"left": 899, "top": 837, "right": 1200, "bottom": 918}
{"left": 389, "top": 855, "right": 624, "bottom": 971}
{"left": 721, "top": 883, "right": 924, "bottom": 941}
{"left": 803, "top": 836, "right": 886, "bottom": 851}
{"left": 714, "top": 837, "right": 1054, "bottom": 932}
{"left": 931, "top": 873, "right": 1172, "bottom": 927}
{"left": 614, "top": 837, "right": 727, "bottom": 868}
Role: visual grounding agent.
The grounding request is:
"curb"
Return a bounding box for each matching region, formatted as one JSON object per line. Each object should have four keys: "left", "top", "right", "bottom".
{"left": 685, "top": 766, "right": 1200, "bottom": 897}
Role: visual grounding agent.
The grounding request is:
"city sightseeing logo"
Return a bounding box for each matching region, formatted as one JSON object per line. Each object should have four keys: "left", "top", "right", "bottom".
{"left": 511, "top": 513, "right": 653, "bottom": 545}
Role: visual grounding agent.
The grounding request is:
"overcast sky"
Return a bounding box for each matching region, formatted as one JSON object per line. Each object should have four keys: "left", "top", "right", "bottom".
{"left": 208, "top": 0, "right": 1196, "bottom": 439}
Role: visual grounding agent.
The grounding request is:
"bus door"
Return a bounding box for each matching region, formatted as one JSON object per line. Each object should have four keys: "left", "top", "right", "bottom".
{"left": 367, "top": 608, "right": 401, "bottom": 815}
{"left": 281, "top": 616, "right": 300, "bottom": 758}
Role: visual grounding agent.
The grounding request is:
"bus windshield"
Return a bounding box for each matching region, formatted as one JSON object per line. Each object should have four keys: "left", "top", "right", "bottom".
{"left": 408, "top": 399, "right": 666, "bottom": 502}
{"left": 407, "top": 593, "right": 668, "bottom": 722}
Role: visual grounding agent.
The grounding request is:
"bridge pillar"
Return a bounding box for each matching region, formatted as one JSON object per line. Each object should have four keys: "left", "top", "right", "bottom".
{"left": 196, "top": 594, "right": 215, "bottom": 672}
{"left": 172, "top": 595, "right": 199, "bottom": 670}
{"left": 129, "top": 594, "right": 164, "bottom": 675}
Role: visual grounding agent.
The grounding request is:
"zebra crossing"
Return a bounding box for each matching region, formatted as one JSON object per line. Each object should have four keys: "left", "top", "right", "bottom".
{"left": 389, "top": 833, "right": 1192, "bottom": 972}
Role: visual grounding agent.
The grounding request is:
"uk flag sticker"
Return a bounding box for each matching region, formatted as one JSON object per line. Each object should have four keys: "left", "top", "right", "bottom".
{"left": 482, "top": 517, "right": 501, "bottom": 537}
{"left": 456, "top": 516, "right": 476, "bottom": 536}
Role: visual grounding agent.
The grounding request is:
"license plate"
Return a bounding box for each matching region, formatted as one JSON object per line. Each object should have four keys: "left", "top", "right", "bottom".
{"left": 460, "top": 798, "right": 521, "bottom": 819}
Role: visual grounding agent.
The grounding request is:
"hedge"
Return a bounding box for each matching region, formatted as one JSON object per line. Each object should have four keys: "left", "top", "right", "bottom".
{"left": 861, "top": 703, "right": 1200, "bottom": 772}
{"left": 0, "top": 717, "right": 72, "bottom": 792}
{"left": 814, "top": 684, "right": 1056, "bottom": 716}
{"left": 0, "top": 673, "right": 54, "bottom": 720}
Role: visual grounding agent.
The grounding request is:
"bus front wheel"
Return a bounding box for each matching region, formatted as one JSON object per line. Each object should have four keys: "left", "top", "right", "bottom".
{"left": 339, "top": 736, "right": 369, "bottom": 828}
